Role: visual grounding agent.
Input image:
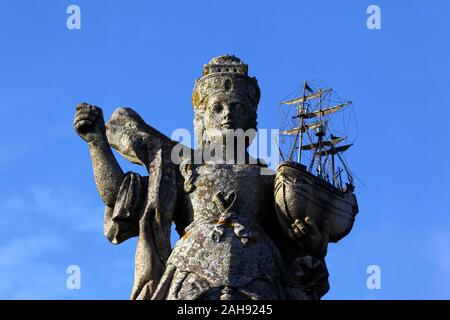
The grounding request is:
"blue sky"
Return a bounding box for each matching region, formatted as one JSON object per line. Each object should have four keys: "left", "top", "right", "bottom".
{"left": 0, "top": 0, "right": 449, "bottom": 299}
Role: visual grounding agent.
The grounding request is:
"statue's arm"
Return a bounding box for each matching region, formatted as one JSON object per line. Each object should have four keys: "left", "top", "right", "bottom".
{"left": 87, "top": 138, "right": 124, "bottom": 207}
{"left": 74, "top": 102, "right": 124, "bottom": 207}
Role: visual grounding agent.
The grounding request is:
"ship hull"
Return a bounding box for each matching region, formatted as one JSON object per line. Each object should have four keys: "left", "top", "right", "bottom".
{"left": 274, "top": 161, "right": 358, "bottom": 243}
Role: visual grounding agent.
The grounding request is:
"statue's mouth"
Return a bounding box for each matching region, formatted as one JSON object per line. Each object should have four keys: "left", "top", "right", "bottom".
{"left": 221, "top": 121, "right": 235, "bottom": 129}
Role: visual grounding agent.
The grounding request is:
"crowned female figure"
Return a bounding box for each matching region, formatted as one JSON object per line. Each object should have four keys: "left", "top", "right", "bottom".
{"left": 74, "top": 55, "right": 330, "bottom": 300}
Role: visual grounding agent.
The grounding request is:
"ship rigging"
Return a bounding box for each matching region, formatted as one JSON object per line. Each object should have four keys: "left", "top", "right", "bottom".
{"left": 279, "top": 81, "right": 355, "bottom": 191}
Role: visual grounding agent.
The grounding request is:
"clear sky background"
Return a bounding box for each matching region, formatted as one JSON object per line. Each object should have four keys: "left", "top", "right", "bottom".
{"left": 0, "top": 0, "right": 449, "bottom": 299}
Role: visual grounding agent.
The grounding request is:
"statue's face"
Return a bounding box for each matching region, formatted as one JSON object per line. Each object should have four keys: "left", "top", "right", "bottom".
{"left": 203, "top": 92, "right": 256, "bottom": 141}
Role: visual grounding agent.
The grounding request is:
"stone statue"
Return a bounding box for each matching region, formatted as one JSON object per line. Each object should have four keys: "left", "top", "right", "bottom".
{"left": 74, "top": 55, "right": 330, "bottom": 300}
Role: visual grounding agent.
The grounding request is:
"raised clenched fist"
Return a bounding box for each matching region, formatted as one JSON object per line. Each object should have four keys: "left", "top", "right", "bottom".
{"left": 74, "top": 102, "right": 106, "bottom": 143}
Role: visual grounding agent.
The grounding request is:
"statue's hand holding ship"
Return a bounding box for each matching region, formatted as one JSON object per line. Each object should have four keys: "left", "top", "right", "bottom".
{"left": 275, "top": 81, "right": 359, "bottom": 244}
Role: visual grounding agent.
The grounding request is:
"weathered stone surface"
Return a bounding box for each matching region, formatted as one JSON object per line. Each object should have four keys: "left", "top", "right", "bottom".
{"left": 74, "top": 54, "right": 331, "bottom": 300}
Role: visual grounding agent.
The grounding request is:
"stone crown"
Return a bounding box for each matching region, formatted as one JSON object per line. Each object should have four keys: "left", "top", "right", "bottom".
{"left": 192, "top": 55, "right": 260, "bottom": 108}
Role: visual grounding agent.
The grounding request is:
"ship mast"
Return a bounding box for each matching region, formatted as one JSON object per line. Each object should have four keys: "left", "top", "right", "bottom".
{"left": 297, "top": 82, "right": 307, "bottom": 163}
{"left": 316, "top": 91, "right": 325, "bottom": 178}
{"left": 284, "top": 81, "right": 323, "bottom": 164}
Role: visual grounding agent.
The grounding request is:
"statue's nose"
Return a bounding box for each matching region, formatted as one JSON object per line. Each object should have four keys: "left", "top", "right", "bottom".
{"left": 222, "top": 105, "right": 234, "bottom": 124}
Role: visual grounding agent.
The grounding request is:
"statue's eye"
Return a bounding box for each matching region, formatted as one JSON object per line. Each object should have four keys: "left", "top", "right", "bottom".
{"left": 212, "top": 104, "right": 223, "bottom": 113}
{"left": 232, "top": 102, "right": 243, "bottom": 110}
